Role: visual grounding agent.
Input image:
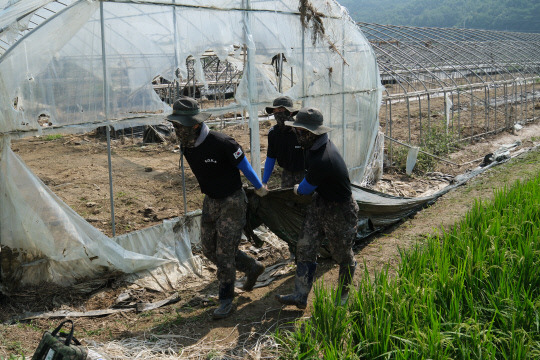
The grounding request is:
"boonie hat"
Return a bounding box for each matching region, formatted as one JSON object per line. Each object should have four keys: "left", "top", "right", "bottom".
{"left": 265, "top": 96, "right": 297, "bottom": 114}
{"left": 166, "top": 97, "right": 211, "bottom": 126}
{"left": 285, "top": 107, "right": 332, "bottom": 135}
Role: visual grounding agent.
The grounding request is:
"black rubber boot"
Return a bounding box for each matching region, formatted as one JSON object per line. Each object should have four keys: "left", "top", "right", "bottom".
{"left": 275, "top": 261, "right": 317, "bottom": 309}
{"left": 235, "top": 250, "right": 265, "bottom": 291}
{"left": 213, "top": 282, "right": 235, "bottom": 319}
{"left": 337, "top": 261, "right": 356, "bottom": 306}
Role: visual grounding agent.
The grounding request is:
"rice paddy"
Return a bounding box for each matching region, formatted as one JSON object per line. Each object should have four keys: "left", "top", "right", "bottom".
{"left": 276, "top": 173, "right": 540, "bottom": 359}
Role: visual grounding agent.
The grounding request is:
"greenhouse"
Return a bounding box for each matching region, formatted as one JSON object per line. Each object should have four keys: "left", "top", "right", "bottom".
{"left": 357, "top": 23, "right": 540, "bottom": 164}
{"left": 0, "top": 0, "right": 381, "bottom": 286}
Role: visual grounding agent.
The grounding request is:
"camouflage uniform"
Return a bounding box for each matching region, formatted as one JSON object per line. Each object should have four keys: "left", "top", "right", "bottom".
{"left": 281, "top": 169, "right": 305, "bottom": 188}
{"left": 200, "top": 188, "right": 247, "bottom": 285}
{"left": 296, "top": 193, "right": 359, "bottom": 266}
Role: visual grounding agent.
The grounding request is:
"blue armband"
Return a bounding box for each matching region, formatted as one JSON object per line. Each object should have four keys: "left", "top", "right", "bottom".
{"left": 297, "top": 178, "right": 317, "bottom": 195}
{"left": 262, "top": 157, "right": 276, "bottom": 184}
{"left": 237, "top": 157, "right": 263, "bottom": 189}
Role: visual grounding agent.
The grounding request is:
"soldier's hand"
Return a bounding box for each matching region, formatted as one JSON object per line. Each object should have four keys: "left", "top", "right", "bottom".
{"left": 293, "top": 184, "right": 300, "bottom": 195}
{"left": 255, "top": 186, "right": 269, "bottom": 197}
{"left": 262, "top": 183, "right": 269, "bottom": 190}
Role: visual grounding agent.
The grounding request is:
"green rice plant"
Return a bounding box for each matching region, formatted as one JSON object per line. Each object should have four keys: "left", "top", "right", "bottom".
{"left": 275, "top": 320, "right": 319, "bottom": 359}
{"left": 275, "top": 174, "right": 540, "bottom": 359}
{"left": 310, "top": 281, "right": 351, "bottom": 349}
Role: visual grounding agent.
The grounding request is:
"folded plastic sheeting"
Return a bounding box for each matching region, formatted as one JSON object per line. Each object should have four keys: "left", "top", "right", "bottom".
{"left": 244, "top": 186, "right": 429, "bottom": 254}
{"left": 0, "top": 137, "right": 201, "bottom": 290}
{"left": 245, "top": 156, "right": 510, "bottom": 253}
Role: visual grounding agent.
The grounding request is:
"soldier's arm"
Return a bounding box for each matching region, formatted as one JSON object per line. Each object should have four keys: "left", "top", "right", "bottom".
{"left": 237, "top": 157, "right": 263, "bottom": 189}
{"left": 294, "top": 178, "right": 317, "bottom": 195}
{"left": 262, "top": 157, "right": 276, "bottom": 185}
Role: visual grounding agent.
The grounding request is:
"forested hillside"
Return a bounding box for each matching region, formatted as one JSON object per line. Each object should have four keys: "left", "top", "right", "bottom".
{"left": 338, "top": 0, "right": 540, "bottom": 33}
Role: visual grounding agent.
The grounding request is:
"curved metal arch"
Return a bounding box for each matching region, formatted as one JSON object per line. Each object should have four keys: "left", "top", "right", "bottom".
{"left": 0, "top": 1, "right": 74, "bottom": 56}
{"left": 456, "top": 28, "right": 529, "bottom": 81}
{"left": 359, "top": 23, "right": 451, "bottom": 93}
{"left": 359, "top": 23, "right": 465, "bottom": 92}
{"left": 372, "top": 24, "right": 490, "bottom": 87}
{"left": 376, "top": 61, "right": 414, "bottom": 97}
{"left": 388, "top": 26, "right": 474, "bottom": 87}
{"left": 414, "top": 27, "right": 497, "bottom": 85}
{"left": 459, "top": 28, "right": 539, "bottom": 78}
{"left": 362, "top": 23, "right": 486, "bottom": 94}
{"left": 358, "top": 28, "right": 431, "bottom": 94}
{"left": 367, "top": 44, "right": 426, "bottom": 94}
{"left": 452, "top": 27, "right": 539, "bottom": 78}
{"left": 431, "top": 27, "right": 514, "bottom": 83}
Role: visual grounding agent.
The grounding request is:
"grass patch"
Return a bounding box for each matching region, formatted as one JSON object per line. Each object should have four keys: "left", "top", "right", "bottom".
{"left": 43, "top": 134, "right": 63, "bottom": 141}
{"left": 276, "top": 174, "right": 540, "bottom": 359}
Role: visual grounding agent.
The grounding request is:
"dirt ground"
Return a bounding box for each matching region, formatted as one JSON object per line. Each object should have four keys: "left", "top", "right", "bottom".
{"left": 1, "top": 117, "right": 540, "bottom": 359}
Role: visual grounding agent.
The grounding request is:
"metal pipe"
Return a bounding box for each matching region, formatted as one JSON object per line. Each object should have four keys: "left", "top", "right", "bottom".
{"left": 301, "top": 18, "right": 306, "bottom": 107}
{"left": 418, "top": 95, "right": 422, "bottom": 145}
{"left": 278, "top": 53, "right": 283, "bottom": 93}
{"left": 341, "top": 21, "right": 346, "bottom": 156}
{"left": 457, "top": 89, "right": 461, "bottom": 139}
{"left": 427, "top": 93, "right": 431, "bottom": 132}
{"left": 504, "top": 83, "right": 509, "bottom": 130}
{"left": 484, "top": 86, "right": 488, "bottom": 133}
{"left": 533, "top": 78, "right": 536, "bottom": 121}
{"left": 494, "top": 85, "right": 497, "bottom": 132}
{"left": 470, "top": 87, "right": 474, "bottom": 144}
{"left": 100, "top": 2, "right": 116, "bottom": 236}
{"left": 172, "top": 0, "right": 187, "bottom": 215}
{"left": 243, "top": 0, "right": 261, "bottom": 177}
{"left": 406, "top": 96, "right": 411, "bottom": 143}
{"left": 389, "top": 99, "right": 393, "bottom": 162}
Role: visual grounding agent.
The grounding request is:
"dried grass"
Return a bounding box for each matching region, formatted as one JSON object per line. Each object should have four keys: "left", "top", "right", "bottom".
{"left": 298, "top": 0, "right": 348, "bottom": 65}
{"left": 85, "top": 314, "right": 290, "bottom": 360}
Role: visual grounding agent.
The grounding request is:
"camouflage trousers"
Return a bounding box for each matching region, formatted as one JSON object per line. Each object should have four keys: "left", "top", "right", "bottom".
{"left": 201, "top": 188, "right": 247, "bottom": 285}
{"left": 281, "top": 169, "right": 305, "bottom": 188}
{"left": 296, "top": 193, "right": 359, "bottom": 266}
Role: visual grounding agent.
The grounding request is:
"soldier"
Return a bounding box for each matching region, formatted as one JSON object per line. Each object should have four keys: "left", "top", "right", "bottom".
{"left": 167, "top": 97, "right": 268, "bottom": 319}
{"left": 262, "top": 96, "right": 305, "bottom": 189}
{"left": 262, "top": 96, "right": 305, "bottom": 260}
{"left": 275, "top": 107, "right": 359, "bottom": 309}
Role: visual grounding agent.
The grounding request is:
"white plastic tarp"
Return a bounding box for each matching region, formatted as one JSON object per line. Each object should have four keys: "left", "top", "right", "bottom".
{"left": 0, "top": 137, "right": 202, "bottom": 287}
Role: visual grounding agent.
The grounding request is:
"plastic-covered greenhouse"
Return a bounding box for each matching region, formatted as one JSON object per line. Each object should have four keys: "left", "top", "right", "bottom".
{"left": 0, "top": 0, "right": 382, "bottom": 287}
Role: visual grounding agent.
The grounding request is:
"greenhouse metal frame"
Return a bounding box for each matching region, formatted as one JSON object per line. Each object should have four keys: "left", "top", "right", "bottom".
{"left": 357, "top": 22, "right": 540, "bottom": 163}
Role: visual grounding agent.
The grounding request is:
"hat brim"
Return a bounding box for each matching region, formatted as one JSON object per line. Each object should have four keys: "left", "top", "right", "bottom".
{"left": 265, "top": 105, "right": 297, "bottom": 114}
{"left": 285, "top": 120, "right": 332, "bottom": 135}
{"left": 166, "top": 112, "right": 211, "bottom": 126}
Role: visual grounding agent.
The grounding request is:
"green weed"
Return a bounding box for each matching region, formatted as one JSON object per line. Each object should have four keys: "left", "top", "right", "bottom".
{"left": 391, "top": 120, "right": 460, "bottom": 173}
{"left": 43, "top": 134, "right": 63, "bottom": 141}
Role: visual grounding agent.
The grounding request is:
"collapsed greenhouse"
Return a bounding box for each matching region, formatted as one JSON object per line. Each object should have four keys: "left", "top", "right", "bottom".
{"left": 0, "top": 0, "right": 382, "bottom": 288}
{"left": 1, "top": 0, "right": 539, "bottom": 291}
